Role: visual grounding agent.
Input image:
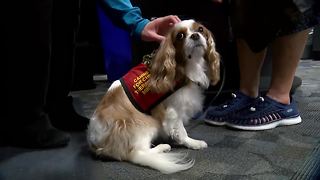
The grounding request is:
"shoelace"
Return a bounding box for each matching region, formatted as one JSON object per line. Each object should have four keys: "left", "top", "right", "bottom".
{"left": 216, "top": 93, "right": 238, "bottom": 110}
{"left": 249, "top": 97, "right": 265, "bottom": 112}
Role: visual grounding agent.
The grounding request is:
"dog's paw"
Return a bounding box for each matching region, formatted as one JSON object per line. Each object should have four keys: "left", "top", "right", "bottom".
{"left": 152, "top": 144, "right": 171, "bottom": 153}
{"left": 185, "top": 138, "right": 208, "bottom": 150}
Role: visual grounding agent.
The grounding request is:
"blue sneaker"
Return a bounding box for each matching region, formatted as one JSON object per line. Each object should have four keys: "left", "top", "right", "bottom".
{"left": 226, "top": 96, "right": 302, "bottom": 130}
{"left": 204, "top": 91, "right": 257, "bottom": 126}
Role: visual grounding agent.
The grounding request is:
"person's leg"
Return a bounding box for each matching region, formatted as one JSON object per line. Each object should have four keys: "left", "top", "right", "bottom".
{"left": 204, "top": 38, "right": 266, "bottom": 126}
{"left": 267, "top": 29, "right": 311, "bottom": 104}
{"left": 47, "top": 0, "right": 89, "bottom": 131}
{"left": 237, "top": 38, "right": 267, "bottom": 98}
{"left": 224, "top": 31, "right": 308, "bottom": 130}
{"left": 4, "top": 0, "right": 70, "bottom": 148}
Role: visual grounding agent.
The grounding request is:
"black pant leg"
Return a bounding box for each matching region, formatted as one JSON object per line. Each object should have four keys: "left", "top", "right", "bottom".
{"left": 6, "top": 0, "right": 53, "bottom": 124}
{"left": 46, "top": 0, "right": 79, "bottom": 109}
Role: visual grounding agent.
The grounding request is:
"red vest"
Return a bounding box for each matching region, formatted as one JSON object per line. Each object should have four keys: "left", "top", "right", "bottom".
{"left": 120, "top": 63, "right": 172, "bottom": 113}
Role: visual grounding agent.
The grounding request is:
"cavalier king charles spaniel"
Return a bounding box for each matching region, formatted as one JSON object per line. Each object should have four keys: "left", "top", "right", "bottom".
{"left": 87, "top": 19, "right": 220, "bottom": 174}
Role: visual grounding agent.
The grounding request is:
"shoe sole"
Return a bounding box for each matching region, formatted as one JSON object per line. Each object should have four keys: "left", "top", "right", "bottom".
{"left": 226, "top": 116, "right": 302, "bottom": 131}
{"left": 204, "top": 119, "right": 226, "bottom": 126}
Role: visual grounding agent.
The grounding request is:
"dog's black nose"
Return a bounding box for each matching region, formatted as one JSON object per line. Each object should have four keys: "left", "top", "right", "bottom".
{"left": 190, "top": 33, "right": 200, "bottom": 41}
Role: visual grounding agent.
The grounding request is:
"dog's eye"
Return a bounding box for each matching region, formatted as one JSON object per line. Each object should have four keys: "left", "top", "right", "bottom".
{"left": 176, "top": 32, "right": 185, "bottom": 40}
{"left": 198, "top": 27, "right": 203, "bottom": 33}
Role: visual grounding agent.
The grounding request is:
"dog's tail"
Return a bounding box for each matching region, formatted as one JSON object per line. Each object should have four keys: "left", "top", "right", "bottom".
{"left": 129, "top": 150, "right": 194, "bottom": 174}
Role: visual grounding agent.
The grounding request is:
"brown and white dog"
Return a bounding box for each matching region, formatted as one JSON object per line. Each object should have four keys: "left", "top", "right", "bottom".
{"left": 87, "top": 19, "right": 220, "bottom": 174}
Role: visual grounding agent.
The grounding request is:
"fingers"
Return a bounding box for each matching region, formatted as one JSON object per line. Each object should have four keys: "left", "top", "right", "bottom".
{"left": 168, "top": 16, "right": 181, "bottom": 28}
{"left": 169, "top": 15, "right": 181, "bottom": 24}
{"left": 159, "top": 15, "right": 181, "bottom": 25}
{"left": 141, "top": 15, "right": 180, "bottom": 43}
{"left": 155, "top": 15, "right": 181, "bottom": 34}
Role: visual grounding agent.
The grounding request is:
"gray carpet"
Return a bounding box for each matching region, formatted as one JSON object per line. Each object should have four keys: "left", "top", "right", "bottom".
{"left": 1, "top": 60, "right": 319, "bottom": 180}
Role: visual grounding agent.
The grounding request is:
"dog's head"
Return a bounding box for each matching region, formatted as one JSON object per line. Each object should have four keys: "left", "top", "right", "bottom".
{"left": 148, "top": 19, "right": 220, "bottom": 93}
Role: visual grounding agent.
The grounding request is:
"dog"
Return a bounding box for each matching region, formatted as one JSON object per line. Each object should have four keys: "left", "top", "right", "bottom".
{"left": 87, "top": 19, "right": 220, "bottom": 174}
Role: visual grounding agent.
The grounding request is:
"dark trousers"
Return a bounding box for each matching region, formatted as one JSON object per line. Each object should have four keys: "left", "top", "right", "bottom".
{"left": 6, "top": 0, "right": 78, "bottom": 124}
{"left": 47, "top": 0, "right": 79, "bottom": 109}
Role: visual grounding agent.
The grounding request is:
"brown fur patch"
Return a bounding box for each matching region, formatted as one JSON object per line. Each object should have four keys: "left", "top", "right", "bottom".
{"left": 91, "top": 85, "right": 161, "bottom": 160}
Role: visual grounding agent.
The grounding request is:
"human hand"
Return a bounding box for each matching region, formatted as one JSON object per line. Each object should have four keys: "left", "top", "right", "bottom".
{"left": 141, "top": 15, "right": 181, "bottom": 43}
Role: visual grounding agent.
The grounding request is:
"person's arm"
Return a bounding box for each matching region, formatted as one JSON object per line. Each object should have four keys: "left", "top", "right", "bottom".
{"left": 101, "top": 0, "right": 149, "bottom": 40}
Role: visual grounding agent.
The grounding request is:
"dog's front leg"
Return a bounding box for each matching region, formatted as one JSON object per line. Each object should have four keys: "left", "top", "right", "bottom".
{"left": 173, "top": 120, "right": 208, "bottom": 150}
{"left": 163, "top": 108, "right": 207, "bottom": 150}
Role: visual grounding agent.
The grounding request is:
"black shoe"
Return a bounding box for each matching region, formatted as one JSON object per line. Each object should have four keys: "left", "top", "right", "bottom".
{"left": 2, "top": 112, "right": 70, "bottom": 148}
{"left": 312, "top": 51, "right": 320, "bottom": 61}
{"left": 49, "top": 96, "right": 89, "bottom": 131}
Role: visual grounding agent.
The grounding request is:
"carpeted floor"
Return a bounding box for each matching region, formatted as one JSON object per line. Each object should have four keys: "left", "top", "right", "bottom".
{"left": 1, "top": 60, "right": 319, "bottom": 180}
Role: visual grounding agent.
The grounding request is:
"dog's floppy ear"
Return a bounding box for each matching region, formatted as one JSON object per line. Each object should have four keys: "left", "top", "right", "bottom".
{"left": 206, "top": 32, "right": 220, "bottom": 86}
{"left": 148, "top": 33, "right": 176, "bottom": 93}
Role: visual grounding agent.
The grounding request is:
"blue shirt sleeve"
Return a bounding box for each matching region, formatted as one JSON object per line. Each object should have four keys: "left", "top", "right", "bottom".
{"left": 101, "top": 0, "right": 150, "bottom": 40}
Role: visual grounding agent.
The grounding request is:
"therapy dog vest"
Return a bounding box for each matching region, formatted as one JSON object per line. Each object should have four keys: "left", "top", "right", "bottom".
{"left": 120, "top": 63, "right": 176, "bottom": 113}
